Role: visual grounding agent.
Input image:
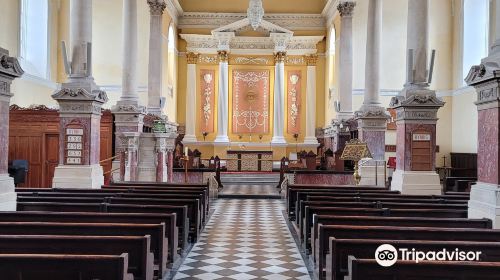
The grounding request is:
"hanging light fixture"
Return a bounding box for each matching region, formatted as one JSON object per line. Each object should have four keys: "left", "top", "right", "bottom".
{"left": 247, "top": 0, "right": 264, "bottom": 30}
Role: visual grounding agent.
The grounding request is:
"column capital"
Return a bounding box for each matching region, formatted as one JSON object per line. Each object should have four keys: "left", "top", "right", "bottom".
{"left": 305, "top": 55, "right": 318, "bottom": 66}
{"left": 274, "top": 52, "right": 286, "bottom": 64}
{"left": 218, "top": 50, "right": 229, "bottom": 63}
{"left": 337, "top": 1, "right": 356, "bottom": 17}
{"left": 147, "top": 0, "right": 166, "bottom": 16}
{"left": 186, "top": 52, "right": 199, "bottom": 64}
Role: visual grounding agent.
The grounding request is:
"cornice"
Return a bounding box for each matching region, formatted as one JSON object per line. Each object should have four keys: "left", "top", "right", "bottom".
{"left": 180, "top": 33, "right": 324, "bottom": 55}
{"left": 165, "top": 0, "right": 183, "bottom": 24}
{"left": 321, "top": 0, "right": 340, "bottom": 27}
{"left": 179, "top": 12, "right": 326, "bottom": 31}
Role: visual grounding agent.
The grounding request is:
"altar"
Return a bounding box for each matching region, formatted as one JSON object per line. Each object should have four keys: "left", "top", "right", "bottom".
{"left": 226, "top": 150, "right": 273, "bottom": 172}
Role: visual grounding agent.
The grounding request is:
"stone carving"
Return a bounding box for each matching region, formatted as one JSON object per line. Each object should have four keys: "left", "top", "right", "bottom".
{"left": 337, "top": 1, "right": 356, "bottom": 17}
{"left": 305, "top": 55, "right": 318, "bottom": 66}
{"left": 198, "top": 55, "right": 218, "bottom": 64}
{"left": 218, "top": 50, "right": 229, "bottom": 62}
{"left": 52, "top": 88, "right": 108, "bottom": 103}
{"left": 234, "top": 57, "right": 270, "bottom": 65}
{"left": 147, "top": 0, "right": 166, "bottom": 15}
{"left": 285, "top": 56, "right": 305, "bottom": 65}
{"left": 9, "top": 104, "right": 58, "bottom": 111}
{"left": 355, "top": 108, "right": 390, "bottom": 119}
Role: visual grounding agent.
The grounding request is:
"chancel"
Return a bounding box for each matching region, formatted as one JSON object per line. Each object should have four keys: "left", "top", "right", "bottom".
{"left": 1, "top": 0, "right": 500, "bottom": 279}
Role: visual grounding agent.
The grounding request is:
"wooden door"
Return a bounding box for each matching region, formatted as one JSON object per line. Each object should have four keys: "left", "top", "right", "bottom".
{"left": 411, "top": 131, "right": 432, "bottom": 171}
{"left": 44, "top": 134, "right": 59, "bottom": 188}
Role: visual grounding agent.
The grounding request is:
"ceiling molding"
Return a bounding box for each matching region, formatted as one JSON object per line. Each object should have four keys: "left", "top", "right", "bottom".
{"left": 321, "top": 0, "right": 339, "bottom": 27}
{"left": 165, "top": 0, "right": 184, "bottom": 24}
{"left": 178, "top": 12, "right": 326, "bottom": 31}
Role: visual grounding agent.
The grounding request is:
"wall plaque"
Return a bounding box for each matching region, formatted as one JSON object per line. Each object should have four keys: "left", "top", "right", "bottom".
{"left": 65, "top": 125, "right": 84, "bottom": 165}
{"left": 412, "top": 133, "right": 431, "bottom": 141}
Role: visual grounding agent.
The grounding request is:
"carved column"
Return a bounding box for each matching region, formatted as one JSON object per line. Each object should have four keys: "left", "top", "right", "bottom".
{"left": 154, "top": 133, "right": 176, "bottom": 182}
{"left": 52, "top": 0, "right": 108, "bottom": 189}
{"left": 465, "top": 0, "right": 500, "bottom": 228}
{"left": 271, "top": 51, "right": 287, "bottom": 145}
{"left": 355, "top": 0, "right": 389, "bottom": 186}
{"left": 146, "top": 0, "right": 166, "bottom": 116}
{"left": 304, "top": 55, "right": 319, "bottom": 146}
{"left": 121, "top": 132, "right": 140, "bottom": 181}
{"left": 336, "top": 1, "right": 356, "bottom": 120}
{"left": 0, "top": 48, "right": 23, "bottom": 210}
{"left": 214, "top": 50, "right": 230, "bottom": 143}
{"left": 389, "top": 0, "right": 444, "bottom": 194}
{"left": 183, "top": 52, "right": 199, "bottom": 143}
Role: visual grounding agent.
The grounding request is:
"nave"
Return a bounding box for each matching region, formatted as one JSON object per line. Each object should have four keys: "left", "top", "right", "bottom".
{"left": 174, "top": 198, "right": 311, "bottom": 280}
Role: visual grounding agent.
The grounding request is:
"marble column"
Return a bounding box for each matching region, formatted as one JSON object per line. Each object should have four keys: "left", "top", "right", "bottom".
{"left": 389, "top": 0, "right": 444, "bottom": 194}
{"left": 214, "top": 50, "right": 230, "bottom": 144}
{"left": 183, "top": 52, "right": 199, "bottom": 143}
{"left": 466, "top": 0, "right": 500, "bottom": 228}
{"left": 271, "top": 52, "right": 287, "bottom": 145}
{"left": 336, "top": 1, "right": 356, "bottom": 120}
{"left": 304, "top": 55, "right": 319, "bottom": 146}
{"left": 355, "top": 0, "right": 389, "bottom": 186}
{"left": 52, "top": 0, "right": 108, "bottom": 189}
{"left": 0, "top": 48, "right": 23, "bottom": 210}
{"left": 112, "top": 0, "right": 145, "bottom": 182}
{"left": 146, "top": 0, "right": 166, "bottom": 116}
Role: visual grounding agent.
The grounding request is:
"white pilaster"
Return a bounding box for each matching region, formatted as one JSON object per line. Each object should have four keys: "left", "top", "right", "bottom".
{"left": 271, "top": 52, "right": 287, "bottom": 145}
{"left": 147, "top": 0, "right": 166, "bottom": 116}
{"left": 304, "top": 55, "right": 319, "bottom": 146}
{"left": 336, "top": 1, "right": 356, "bottom": 120}
{"left": 214, "top": 51, "right": 230, "bottom": 143}
{"left": 183, "top": 53, "right": 198, "bottom": 143}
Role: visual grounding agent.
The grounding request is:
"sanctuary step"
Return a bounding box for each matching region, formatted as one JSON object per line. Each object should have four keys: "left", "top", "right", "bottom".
{"left": 220, "top": 172, "right": 280, "bottom": 184}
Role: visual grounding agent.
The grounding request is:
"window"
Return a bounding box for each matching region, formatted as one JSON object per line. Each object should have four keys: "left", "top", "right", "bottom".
{"left": 19, "top": 0, "right": 50, "bottom": 79}
{"left": 167, "top": 24, "right": 176, "bottom": 90}
{"left": 463, "top": 0, "right": 489, "bottom": 83}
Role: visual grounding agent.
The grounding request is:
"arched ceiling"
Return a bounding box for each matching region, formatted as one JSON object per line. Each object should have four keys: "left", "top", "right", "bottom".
{"left": 178, "top": 0, "right": 328, "bottom": 14}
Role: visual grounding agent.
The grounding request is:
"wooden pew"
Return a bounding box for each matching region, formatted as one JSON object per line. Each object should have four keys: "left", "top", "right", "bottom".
{"left": 0, "top": 211, "right": 179, "bottom": 263}
{"left": 0, "top": 221, "right": 169, "bottom": 277}
{"left": 0, "top": 235, "right": 154, "bottom": 280}
{"left": 16, "top": 202, "right": 189, "bottom": 252}
{"left": 311, "top": 215, "right": 492, "bottom": 264}
{"left": 346, "top": 258, "right": 500, "bottom": 280}
{"left": 326, "top": 239, "right": 500, "bottom": 280}
{"left": 0, "top": 253, "right": 135, "bottom": 280}
{"left": 316, "top": 225, "right": 500, "bottom": 280}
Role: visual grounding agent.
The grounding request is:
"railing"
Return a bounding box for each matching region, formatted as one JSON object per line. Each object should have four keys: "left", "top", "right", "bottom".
{"left": 99, "top": 154, "right": 122, "bottom": 164}
{"left": 358, "top": 159, "right": 387, "bottom": 187}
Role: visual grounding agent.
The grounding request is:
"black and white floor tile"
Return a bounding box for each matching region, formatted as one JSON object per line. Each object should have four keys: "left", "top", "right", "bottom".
{"left": 173, "top": 199, "right": 311, "bottom": 280}
{"left": 220, "top": 185, "right": 280, "bottom": 196}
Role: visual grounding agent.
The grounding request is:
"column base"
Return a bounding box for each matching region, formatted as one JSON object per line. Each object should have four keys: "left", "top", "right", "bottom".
{"left": 214, "top": 135, "right": 230, "bottom": 144}
{"left": 147, "top": 107, "right": 162, "bottom": 117}
{"left": 0, "top": 175, "right": 16, "bottom": 211}
{"left": 336, "top": 111, "right": 354, "bottom": 121}
{"left": 358, "top": 164, "right": 386, "bottom": 187}
{"left": 303, "top": 136, "right": 320, "bottom": 146}
{"left": 468, "top": 182, "right": 500, "bottom": 228}
{"left": 182, "top": 135, "right": 198, "bottom": 144}
{"left": 52, "top": 164, "right": 104, "bottom": 189}
{"left": 271, "top": 136, "right": 287, "bottom": 145}
{"left": 390, "top": 169, "right": 441, "bottom": 195}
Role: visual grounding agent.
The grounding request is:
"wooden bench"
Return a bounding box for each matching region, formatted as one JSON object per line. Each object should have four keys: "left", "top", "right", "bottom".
{"left": 0, "top": 235, "right": 154, "bottom": 280}
{"left": 311, "top": 215, "right": 492, "bottom": 264}
{"left": 346, "top": 258, "right": 500, "bottom": 280}
{"left": 0, "top": 253, "right": 134, "bottom": 280}
{"left": 316, "top": 225, "right": 500, "bottom": 280}
{"left": 0, "top": 221, "right": 169, "bottom": 277}
{"left": 0, "top": 211, "right": 179, "bottom": 263}
{"left": 326, "top": 239, "right": 500, "bottom": 280}
{"left": 17, "top": 201, "right": 190, "bottom": 248}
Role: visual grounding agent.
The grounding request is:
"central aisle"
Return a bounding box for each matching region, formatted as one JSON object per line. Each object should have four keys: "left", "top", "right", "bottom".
{"left": 173, "top": 199, "right": 311, "bottom": 279}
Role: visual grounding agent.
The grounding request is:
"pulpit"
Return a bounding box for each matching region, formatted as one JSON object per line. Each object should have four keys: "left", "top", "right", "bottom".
{"left": 226, "top": 150, "right": 273, "bottom": 171}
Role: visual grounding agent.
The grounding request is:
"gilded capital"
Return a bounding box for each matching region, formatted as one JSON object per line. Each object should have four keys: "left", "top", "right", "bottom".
{"left": 305, "top": 55, "right": 318, "bottom": 66}
{"left": 337, "top": 1, "right": 356, "bottom": 17}
{"left": 218, "top": 51, "right": 229, "bottom": 63}
{"left": 274, "top": 52, "right": 286, "bottom": 64}
{"left": 186, "top": 52, "right": 199, "bottom": 64}
{"left": 147, "top": 0, "right": 166, "bottom": 16}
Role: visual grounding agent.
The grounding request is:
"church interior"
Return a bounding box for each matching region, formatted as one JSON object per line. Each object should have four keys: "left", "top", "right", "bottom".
{"left": 0, "top": 0, "right": 499, "bottom": 279}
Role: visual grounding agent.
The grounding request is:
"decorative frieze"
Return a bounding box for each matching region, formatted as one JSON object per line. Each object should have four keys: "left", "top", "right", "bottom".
{"left": 198, "top": 55, "right": 218, "bottom": 65}
{"left": 233, "top": 57, "right": 271, "bottom": 65}
{"left": 285, "top": 56, "right": 306, "bottom": 66}
{"left": 305, "top": 55, "right": 318, "bottom": 66}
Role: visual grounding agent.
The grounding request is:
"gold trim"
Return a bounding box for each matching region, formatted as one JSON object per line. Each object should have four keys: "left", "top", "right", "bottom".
{"left": 186, "top": 52, "right": 199, "bottom": 64}
{"left": 274, "top": 52, "right": 287, "bottom": 64}
{"left": 218, "top": 50, "right": 229, "bottom": 63}
{"left": 305, "top": 55, "right": 318, "bottom": 66}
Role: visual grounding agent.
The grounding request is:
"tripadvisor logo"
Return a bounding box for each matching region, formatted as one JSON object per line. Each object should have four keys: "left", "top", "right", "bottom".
{"left": 374, "top": 244, "right": 482, "bottom": 267}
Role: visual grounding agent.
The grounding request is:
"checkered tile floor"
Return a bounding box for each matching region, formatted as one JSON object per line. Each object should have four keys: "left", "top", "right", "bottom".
{"left": 220, "top": 185, "right": 280, "bottom": 196}
{"left": 173, "top": 199, "right": 311, "bottom": 280}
